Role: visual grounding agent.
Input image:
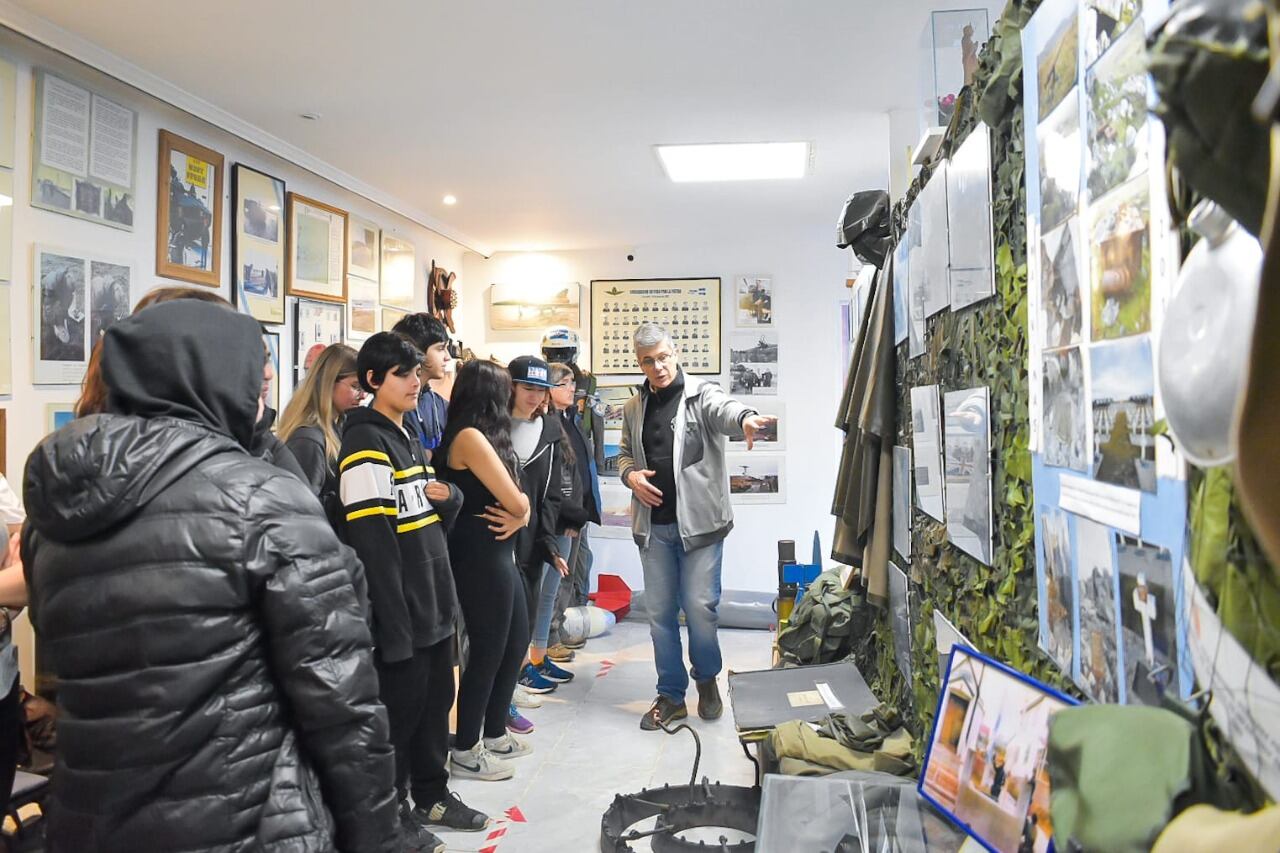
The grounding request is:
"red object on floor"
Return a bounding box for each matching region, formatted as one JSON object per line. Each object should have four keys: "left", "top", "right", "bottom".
{"left": 589, "top": 574, "right": 632, "bottom": 620}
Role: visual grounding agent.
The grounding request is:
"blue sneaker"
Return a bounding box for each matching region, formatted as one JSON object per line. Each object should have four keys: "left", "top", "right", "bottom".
{"left": 518, "top": 663, "right": 558, "bottom": 694}
{"left": 537, "top": 658, "right": 574, "bottom": 683}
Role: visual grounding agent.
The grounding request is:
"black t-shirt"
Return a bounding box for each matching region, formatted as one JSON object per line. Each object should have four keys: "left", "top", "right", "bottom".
{"left": 641, "top": 371, "right": 684, "bottom": 525}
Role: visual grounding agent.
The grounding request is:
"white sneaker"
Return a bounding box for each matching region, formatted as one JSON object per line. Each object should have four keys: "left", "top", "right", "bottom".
{"left": 450, "top": 742, "right": 514, "bottom": 781}
{"left": 484, "top": 732, "right": 533, "bottom": 760}
{"left": 512, "top": 684, "right": 543, "bottom": 709}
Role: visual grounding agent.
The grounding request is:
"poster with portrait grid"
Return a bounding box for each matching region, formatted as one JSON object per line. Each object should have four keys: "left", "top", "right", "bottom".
{"left": 590, "top": 278, "right": 720, "bottom": 375}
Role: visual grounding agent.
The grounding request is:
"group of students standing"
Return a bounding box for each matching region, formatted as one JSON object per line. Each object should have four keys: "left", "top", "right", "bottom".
{"left": 17, "top": 287, "right": 604, "bottom": 853}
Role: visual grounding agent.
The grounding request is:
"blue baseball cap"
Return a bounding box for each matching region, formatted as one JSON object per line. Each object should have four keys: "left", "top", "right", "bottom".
{"left": 508, "top": 355, "right": 554, "bottom": 388}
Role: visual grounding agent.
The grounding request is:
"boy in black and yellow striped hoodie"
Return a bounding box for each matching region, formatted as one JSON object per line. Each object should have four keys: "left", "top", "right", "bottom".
{"left": 339, "top": 333, "right": 489, "bottom": 849}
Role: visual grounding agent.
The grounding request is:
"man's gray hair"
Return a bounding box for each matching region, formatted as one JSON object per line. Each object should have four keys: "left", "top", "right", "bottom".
{"left": 633, "top": 322, "right": 673, "bottom": 350}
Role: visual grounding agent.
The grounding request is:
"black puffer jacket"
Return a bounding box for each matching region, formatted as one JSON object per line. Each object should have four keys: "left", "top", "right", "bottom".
{"left": 21, "top": 301, "right": 399, "bottom": 853}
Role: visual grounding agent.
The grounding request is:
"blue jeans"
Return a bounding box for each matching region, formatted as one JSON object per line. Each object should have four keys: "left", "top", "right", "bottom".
{"left": 533, "top": 534, "right": 572, "bottom": 649}
{"left": 639, "top": 523, "right": 724, "bottom": 702}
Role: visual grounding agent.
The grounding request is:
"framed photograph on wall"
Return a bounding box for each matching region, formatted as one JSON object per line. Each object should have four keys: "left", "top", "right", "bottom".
{"left": 728, "top": 331, "right": 779, "bottom": 396}
{"left": 726, "top": 452, "right": 785, "bottom": 504}
{"left": 33, "top": 245, "right": 133, "bottom": 385}
{"left": 347, "top": 276, "right": 379, "bottom": 341}
{"left": 31, "top": 70, "right": 137, "bottom": 230}
{"left": 380, "top": 234, "right": 415, "bottom": 309}
{"left": 294, "top": 298, "right": 344, "bottom": 387}
{"left": 733, "top": 275, "right": 773, "bottom": 327}
{"left": 590, "top": 278, "right": 720, "bottom": 375}
{"left": 596, "top": 384, "right": 638, "bottom": 432}
{"left": 286, "top": 193, "right": 347, "bottom": 303}
{"left": 348, "top": 216, "right": 381, "bottom": 282}
{"left": 232, "top": 163, "right": 286, "bottom": 324}
{"left": 727, "top": 399, "right": 785, "bottom": 450}
{"left": 45, "top": 402, "right": 75, "bottom": 434}
{"left": 381, "top": 304, "right": 409, "bottom": 333}
{"left": 156, "top": 130, "right": 223, "bottom": 287}
{"left": 489, "top": 282, "right": 581, "bottom": 331}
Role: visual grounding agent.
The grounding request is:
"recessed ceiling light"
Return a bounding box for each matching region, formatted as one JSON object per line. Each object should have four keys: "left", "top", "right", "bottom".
{"left": 655, "top": 141, "right": 810, "bottom": 183}
{"left": 442, "top": 194, "right": 458, "bottom": 206}
{"left": 299, "top": 111, "right": 322, "bottom": 121}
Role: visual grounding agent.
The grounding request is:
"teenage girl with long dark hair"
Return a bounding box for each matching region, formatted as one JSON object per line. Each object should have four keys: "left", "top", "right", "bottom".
{"left": 437, "top": 360, "right": 533, "bottom": 781}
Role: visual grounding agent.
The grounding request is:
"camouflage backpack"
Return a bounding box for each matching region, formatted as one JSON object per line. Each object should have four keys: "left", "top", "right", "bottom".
{"left": 777, "top": 569, "right": 869, "bottom": 666}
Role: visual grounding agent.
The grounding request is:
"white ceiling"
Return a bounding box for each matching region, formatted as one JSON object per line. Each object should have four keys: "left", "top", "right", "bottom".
{"left": 5, "top": 0, "right": 998, "bottom": 253}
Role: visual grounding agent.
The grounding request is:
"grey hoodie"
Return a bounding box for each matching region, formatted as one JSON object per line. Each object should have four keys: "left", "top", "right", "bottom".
{"left": 617, "top": 373, "right": 756, "bottom": 551}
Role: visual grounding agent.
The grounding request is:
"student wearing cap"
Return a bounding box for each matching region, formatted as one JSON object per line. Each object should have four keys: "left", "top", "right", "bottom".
{"left": 501, "top": 356, "right": 573, "bottom": 704}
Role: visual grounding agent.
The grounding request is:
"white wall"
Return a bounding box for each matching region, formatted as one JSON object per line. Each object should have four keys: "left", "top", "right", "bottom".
{"left": 0, "top": 28, "right": 469, "bottom": 685}
{"left": 460, "top": 235, "right": 853, "bottom": 595}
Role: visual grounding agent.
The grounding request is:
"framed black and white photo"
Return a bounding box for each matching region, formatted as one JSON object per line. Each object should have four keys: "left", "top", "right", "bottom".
{"left": 156, "top": 130, "right": 223, "bottom": 287}
{"left": 294, "top": 298, "right": 344, "bottom": 388}
{"left": 728, "top": 330, "right": 779, "bottom": 396}
{"left": 590, "top": 278, "right": 720, "bottom": 375}
{"left": 232, "top": 164, "right": 286, "bottom": 324}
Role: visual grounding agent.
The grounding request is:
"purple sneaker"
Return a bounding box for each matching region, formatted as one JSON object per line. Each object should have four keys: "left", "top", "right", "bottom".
{"left": 507, "top": 704, "right": 535, "bottom": 735}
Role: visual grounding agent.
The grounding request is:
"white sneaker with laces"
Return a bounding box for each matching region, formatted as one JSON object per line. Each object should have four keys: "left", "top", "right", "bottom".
{"left": 512, "top": 684, "right": 543, "bottom": 709}
{"left": 449, "top": 742, "right": 515, "bottom": 781}
{"left": 484, "top": 732, "right": 533, "bottom": 760}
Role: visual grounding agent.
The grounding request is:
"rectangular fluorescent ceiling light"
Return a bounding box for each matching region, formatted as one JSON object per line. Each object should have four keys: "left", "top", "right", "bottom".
{"left": 656, "top": 141, "right": 810, "bottom": 182}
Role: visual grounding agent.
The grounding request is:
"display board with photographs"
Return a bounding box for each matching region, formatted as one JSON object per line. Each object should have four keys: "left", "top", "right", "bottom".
{"left": 348, "top": 217, "right": 380, "bottom": 283}
{"left": 921, "top": 646, "right": 1077, "bottom": 853}
{"left": 590, "top": 278, "right": 720, "bottom": 375}
{"left": 31, "top": 71, "right": 136, "bottom": 230}
{"left": 911, "top": 384, "right": 946, "bottom": 522}
{"left": 294, "top": 298, "right": 344, "bottom": 388}
{"left": 727, "top": 399, "right": 785, "bottom": 451}
{"left": 905, "top": 203, "right": 926, "bottom": 358}
{"left": 893, "top": 239, "right": 910, "bottom": 347}
{"left": 32, "top": 245, "right": 132, "bottom": 384}
{"left": 946, "top": 124, "right": 996, "bottom": 310}
{"left": 728, "top": 331, "right": 779, "bottom": 396}
{"left": 286, "top": 193, "right": 347, "bottom": 303}
{"left": 489, "top": 282, "right": 581, "bottom": 331}
{"left": 893, "top": 445, "right": 913, "bottom": 559}
{"left": 380, "top": 234, "right": 416, "bottom": 310}
{"left": 734, "top": 275, "right": 773, "bottom": 327}
{"left": 1023, "top": 0, "right": 1190, "bottom": 703}
{"left": 232, "top": 164, "right": 286, "bottom": 324}
{"left": 156, "top": 131, "right": 223, "bottom": 287}
{"left": 918, "top": 166, "right": 951, "bottom": 319}
{"left": 726, "top": 452, "right": 785, "bottom": 504}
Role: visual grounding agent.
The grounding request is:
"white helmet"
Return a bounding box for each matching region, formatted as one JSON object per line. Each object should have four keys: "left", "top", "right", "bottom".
{"left": 541, "top": 326, "right": 580, "bottom": 362}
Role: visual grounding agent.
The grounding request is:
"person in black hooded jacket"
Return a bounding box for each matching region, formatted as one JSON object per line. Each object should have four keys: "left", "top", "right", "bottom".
{"left": 21, "top": 301, "right": 407, "bottom": 853}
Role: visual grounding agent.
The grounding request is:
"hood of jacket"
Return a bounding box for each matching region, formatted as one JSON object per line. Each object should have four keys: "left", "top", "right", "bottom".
{"left": 24, "top": 300, "right": 266, "bottom": 543}
{"left": 103, "top": 300, "right": 264, "bottom": 451}
{"left": 519, "top": 411, "right": 563, "bottom": 468}
{"left": 342, "top": 404, "right": 414, "bottom": 442}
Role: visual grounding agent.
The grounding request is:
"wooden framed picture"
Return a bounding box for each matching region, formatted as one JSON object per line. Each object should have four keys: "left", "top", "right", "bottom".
{"left": 156, "top": 130, "right": 223, "bottom": 287}
{"left": 286, "top": 193, "right": 347, "bottom": 303}
{"left": 294, "top": 298, "right": 344, "bottom": 388}
{"left": 232, "top": 163, "right": 286, "bottom": 324}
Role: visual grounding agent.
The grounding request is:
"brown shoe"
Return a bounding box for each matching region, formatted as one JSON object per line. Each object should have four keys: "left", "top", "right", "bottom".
{"left": 696, "top": 678, "right": 723, "bottom": 720}
{"left": 546, "top": 644, "right": 576, "bottom": 663}
{"left": 640, "top": 695, "right": 688, "bottom": 731}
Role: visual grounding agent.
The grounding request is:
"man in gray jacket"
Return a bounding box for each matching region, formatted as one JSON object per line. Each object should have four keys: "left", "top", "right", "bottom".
{"left": 618, "top": 323, "right": 775, "bottom": 730}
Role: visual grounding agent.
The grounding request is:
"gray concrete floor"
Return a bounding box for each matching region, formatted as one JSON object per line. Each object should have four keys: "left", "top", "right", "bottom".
{"left": 437, "top": 621, "right": 772, "bottom": 852}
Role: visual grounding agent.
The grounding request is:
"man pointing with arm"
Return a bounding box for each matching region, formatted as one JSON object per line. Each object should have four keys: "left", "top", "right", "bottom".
{"left": 617, "top": 322, "right": 775, "bottom": 730}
